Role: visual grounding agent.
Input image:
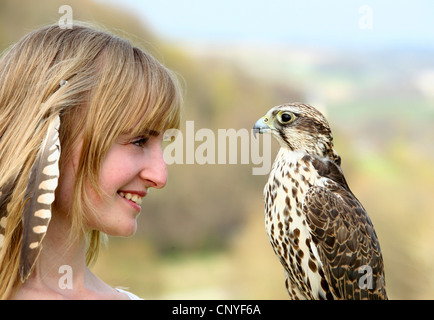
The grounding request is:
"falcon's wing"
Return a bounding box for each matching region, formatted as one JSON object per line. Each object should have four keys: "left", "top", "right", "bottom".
{"left": 303, "top": 159, "right": 387, "bottom": 300}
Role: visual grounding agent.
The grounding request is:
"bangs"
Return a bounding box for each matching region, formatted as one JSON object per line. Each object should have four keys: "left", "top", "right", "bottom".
{"left": 117, "top": 47, "right": 182, "bottom": 139}
{"left": 78, "top": 36, "right": 183, "bottom": 192}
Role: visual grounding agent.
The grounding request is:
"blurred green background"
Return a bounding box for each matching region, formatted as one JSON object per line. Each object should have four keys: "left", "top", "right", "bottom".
{"left": 1, "top": 0, "right": 434, "bottom": 299}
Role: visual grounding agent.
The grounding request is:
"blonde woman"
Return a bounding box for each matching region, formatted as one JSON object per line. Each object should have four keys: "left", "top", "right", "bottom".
{"left": 0, "top": 23, "right": 182, "bottom": 299}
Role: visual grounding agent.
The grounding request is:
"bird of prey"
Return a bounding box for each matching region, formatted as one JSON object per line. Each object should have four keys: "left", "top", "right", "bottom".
{"left": 253, "top": 103, "right": 387, "bottom": 300}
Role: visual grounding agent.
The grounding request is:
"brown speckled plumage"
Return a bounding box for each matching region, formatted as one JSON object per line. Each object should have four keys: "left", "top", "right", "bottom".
{"left": 254, "top": 103, "right": 387, "bottom": 300}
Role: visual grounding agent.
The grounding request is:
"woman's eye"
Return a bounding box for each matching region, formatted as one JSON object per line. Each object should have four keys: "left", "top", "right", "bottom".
{"left": 133, "top": 137, "right": 149, "bottom": 147}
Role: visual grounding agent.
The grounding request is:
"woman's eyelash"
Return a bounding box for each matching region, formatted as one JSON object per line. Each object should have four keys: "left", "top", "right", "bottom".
{"left": 132, "top": 136, "right": 149, "bottom": 147}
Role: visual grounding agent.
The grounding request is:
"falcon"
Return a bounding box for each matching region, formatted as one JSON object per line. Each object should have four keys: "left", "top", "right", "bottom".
{"left": 253, "top": 103, "right": 387, "bottom": 300}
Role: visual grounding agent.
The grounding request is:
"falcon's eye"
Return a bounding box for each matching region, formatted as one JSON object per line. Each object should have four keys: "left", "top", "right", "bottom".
{"left": 278, "top": 112, "right": 294, "bottom": 124}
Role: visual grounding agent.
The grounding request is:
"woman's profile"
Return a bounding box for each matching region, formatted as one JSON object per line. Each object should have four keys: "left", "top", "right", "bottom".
{"left": 0, "top": 22, "right": 182, "bottom": 299}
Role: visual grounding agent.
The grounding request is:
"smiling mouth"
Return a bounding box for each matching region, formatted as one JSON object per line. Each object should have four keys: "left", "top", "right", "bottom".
{"left": 118, "top": 192, "right": 144, "bottom": 206}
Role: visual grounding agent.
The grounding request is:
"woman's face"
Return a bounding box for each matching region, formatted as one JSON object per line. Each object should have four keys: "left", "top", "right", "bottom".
{"left": 55, "top": 131, "right": 167, "bottom": 237}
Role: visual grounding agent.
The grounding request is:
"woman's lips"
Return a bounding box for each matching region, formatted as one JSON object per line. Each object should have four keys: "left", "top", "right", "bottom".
{"left": 118, "top": 190, "right": 147, "bottom": 210}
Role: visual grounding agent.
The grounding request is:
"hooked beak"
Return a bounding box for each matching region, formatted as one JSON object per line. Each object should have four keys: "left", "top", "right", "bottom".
{"left": 253, "top": 116, "right": 273, "bottom": 138}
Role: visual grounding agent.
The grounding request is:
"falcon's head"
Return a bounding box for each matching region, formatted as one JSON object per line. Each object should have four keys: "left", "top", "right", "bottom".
{"left": 254, "top": 103, "right": 341, "bottom": 165}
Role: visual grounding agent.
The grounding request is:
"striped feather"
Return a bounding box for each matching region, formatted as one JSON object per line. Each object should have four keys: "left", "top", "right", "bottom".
{"left": 0, "top": 175, "right": 18, "bottom": 249}
{"left": 19, "top": 114, "right": 61, "bottom": 281}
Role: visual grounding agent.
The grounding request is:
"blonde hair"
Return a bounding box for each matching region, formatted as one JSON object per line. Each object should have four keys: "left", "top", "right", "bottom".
{"left": 0, "top": 23, "right": 182, "bottom": 298}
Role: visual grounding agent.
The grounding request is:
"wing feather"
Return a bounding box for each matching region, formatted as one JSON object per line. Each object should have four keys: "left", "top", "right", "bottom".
{"left": 303, "top": 167, "right": 387, "bottom": 299}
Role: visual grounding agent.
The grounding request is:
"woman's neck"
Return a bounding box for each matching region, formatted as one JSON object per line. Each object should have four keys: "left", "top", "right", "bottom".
{"left": 15, "top": 210, "right": 90, "bottom": 298}
{"left": 12, "top": 211, "right": 126, "bottom": 299}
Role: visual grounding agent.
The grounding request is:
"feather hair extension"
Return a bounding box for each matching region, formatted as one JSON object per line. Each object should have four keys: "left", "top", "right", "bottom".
{"left": 0, "top": 176, "right": 17, "bottom": 249}
{"left": 19, "top": 114, "right": 61, "bottom": 282}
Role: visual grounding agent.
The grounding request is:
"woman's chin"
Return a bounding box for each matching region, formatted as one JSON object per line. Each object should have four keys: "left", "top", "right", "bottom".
{"left": 103, "top": 221, "right": 137, "bottom": 237}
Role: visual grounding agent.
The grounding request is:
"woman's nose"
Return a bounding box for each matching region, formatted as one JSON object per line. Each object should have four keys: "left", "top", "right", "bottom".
{"left": 139, "top": 142, "right": 167, "bottom": 189}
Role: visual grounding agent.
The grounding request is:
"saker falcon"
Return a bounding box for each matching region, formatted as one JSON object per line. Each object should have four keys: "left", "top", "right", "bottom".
{"left": 253, "top": 103, "right": 387, "bottom": 300}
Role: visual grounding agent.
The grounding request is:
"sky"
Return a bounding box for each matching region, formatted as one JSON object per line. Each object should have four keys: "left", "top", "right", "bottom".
{"left": 101, "top": 0, "right": 434, "bottom": 50}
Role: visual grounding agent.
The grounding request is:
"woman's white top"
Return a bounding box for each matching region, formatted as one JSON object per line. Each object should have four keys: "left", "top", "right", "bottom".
{"left": 116, "top": 288, "right": 142, "bottom": 300}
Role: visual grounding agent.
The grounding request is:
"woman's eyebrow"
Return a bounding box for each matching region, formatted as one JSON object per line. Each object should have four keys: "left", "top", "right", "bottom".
{"left": 143, "top": 129, "right": 160, "bottom": 137}
{"left": 126, "top": 128, "right": 160, "bottom": 137}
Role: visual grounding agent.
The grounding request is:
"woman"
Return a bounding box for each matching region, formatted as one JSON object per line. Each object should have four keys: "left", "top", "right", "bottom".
{"left": 0, "top": 23, "right": 182, "bottom": 299}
